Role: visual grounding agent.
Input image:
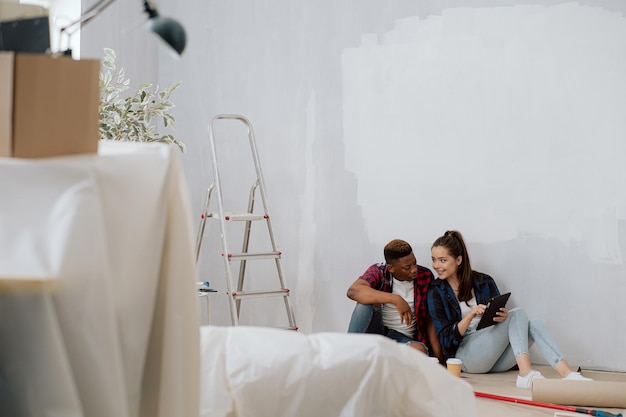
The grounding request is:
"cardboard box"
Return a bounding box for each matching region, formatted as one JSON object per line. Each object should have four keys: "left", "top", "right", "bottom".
{"left": 0, "top": 52, "right": 100, "bottom": 158}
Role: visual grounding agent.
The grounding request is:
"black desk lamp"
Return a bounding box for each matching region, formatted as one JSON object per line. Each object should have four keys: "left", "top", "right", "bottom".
{"left": 59, "top": 0, "right": 186, "bottom": 57}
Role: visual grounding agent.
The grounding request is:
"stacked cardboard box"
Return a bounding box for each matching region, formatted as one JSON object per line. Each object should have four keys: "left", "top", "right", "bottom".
{"left": 0, "top": 52, "right": 100, "bottom": 158}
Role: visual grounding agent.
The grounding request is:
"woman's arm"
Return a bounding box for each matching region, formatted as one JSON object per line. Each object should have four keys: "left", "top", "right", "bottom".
{"left": 425, "top": 314, "right": 444, "bottom": 363}
{"left": 474, "top": 273, "right": 508, "bottom": 324}
{"left": 455, "top": 303, "right": 487, "bottom": 335}
{"left": 426, "top": 286, "right": 464, "bottom": 357}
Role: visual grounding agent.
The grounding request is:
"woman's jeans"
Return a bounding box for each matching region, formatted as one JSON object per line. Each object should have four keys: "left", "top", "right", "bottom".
{"left": 455, "top": 308, "right": 565, "bottom": 373}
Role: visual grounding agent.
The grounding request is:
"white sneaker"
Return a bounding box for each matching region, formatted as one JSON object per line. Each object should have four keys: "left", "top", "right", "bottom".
{"left": 562, "top": 372, "right": 593, "bottom": 381}
{"left": 516, "top": 370, "right": 545, "bottom": 389}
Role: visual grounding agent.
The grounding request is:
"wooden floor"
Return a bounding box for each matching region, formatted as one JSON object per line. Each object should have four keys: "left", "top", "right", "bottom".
{"left": 464, "top": 366, "right": 626, "bottom": 417}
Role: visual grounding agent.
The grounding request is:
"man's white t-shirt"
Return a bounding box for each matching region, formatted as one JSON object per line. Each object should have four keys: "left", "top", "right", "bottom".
{"left": 382, "top": 277, "right": 416, "bottom": 338}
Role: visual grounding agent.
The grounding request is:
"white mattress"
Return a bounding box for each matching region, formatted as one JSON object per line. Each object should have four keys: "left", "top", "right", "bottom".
{"left": 200, "top": 326, "right": 477, "bottom": 417}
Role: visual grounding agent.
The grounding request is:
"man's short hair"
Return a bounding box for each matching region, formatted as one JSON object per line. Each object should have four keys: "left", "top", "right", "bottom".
{"left": 383, "top": 239, "right": 413, "bottom": 263}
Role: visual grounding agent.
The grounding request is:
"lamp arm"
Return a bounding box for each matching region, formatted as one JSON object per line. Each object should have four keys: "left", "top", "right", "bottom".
{"left": 58, "top": 0, "right": 118, "bottom": 51}
{"left": 55, "top": 0, "right": 185, "bottom": 57}
{"left": 142, "top": 0, "right": 158, "bottom": 18}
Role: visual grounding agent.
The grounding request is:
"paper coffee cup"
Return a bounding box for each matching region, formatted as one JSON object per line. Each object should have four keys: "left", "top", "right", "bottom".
{"left": 428, "top": 357, "right": 439, "bottom": 365}
{"left": 446, "top": 358, "right": 462, "bottom": 377}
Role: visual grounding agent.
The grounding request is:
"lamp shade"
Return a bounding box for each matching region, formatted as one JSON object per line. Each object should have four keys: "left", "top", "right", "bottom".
{"left": 57, "top": 0, "right": 187, "bottom": 58}
{"left": 147, "top": 15, "right": 186, "bottom": 55}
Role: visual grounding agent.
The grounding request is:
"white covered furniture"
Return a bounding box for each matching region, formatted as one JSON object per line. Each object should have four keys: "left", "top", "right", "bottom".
{"left": 0, "top": 142, "right": 200, "bottom": 417}
{"left": 200, "top": 326, "right": 477, "bottom": 417}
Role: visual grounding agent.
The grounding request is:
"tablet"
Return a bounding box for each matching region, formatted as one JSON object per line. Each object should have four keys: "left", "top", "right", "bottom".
{"left": 476, "top": 292, "right": 511, "bottom": 330}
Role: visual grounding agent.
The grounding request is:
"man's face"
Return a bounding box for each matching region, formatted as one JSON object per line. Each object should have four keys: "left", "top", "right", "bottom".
{"left": 387, "top": 252, "right": 418, "bottom": 281}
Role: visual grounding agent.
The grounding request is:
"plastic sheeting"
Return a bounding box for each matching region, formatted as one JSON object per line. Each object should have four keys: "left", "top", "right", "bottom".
{"left": 0, "top": 142, "right": 200, "bottom": 417}
{"left": 200, "top": 326, "right": 477, "bottom": 417}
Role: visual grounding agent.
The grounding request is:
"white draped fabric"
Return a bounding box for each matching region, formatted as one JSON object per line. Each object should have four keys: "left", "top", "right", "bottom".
{"left": 0, "top": 142, "right": 200, "bottom": 417}
{"left": 200, "top": 326, "right": 477, "bottom": 417}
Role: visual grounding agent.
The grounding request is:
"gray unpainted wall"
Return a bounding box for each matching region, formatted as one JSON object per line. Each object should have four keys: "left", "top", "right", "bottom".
{"left": 82, "top": 0, "right": 626, "bottom": 371}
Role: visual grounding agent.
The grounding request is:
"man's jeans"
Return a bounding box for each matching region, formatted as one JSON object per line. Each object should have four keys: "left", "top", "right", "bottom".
{"left": 347, "top": 302, "right": 421, "bottom": 345}
{"left": 347, "top": 302, "right": 384, "bottom": 334}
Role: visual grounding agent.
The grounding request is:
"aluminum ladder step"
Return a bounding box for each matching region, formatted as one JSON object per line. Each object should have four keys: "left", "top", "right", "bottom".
{"left": 229, "top": 288, "right": 290, "bottom": 300}
{"left": 225, "top": 251, "right": 281, "bottom": 261}
{"left": 206, "top": 212, "right": 268, "bottom": 221}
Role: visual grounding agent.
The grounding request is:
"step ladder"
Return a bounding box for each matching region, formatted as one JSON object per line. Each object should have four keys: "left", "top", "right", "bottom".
{"left": 195, "top": 114, "right": 297, "bottom": 329}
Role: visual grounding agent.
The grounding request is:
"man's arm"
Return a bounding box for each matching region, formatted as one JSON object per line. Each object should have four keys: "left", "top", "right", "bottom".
{"left": 347, "top": 279, "right": 412, "bottom": 324}
{"left": 347, "top": 279, "right": 394, "bottom": 304}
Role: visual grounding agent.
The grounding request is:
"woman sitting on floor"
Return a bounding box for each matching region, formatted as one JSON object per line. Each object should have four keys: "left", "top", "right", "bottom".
{"left": 427, "top": 230, "right": 592, "bottom": 389}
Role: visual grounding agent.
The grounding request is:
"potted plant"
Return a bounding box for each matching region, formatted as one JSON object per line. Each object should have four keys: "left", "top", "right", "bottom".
{"left": 99, "top": 48, "right": 185, "bottom": 152}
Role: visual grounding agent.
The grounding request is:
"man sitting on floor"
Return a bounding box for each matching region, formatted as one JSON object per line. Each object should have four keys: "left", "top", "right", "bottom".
{"left": 346, "top": 239, "right": 443, "bottom": 361}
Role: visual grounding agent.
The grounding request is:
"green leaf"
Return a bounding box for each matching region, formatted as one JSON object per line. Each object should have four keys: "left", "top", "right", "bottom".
{"left": 98, "top": 47, "right": 185, "bottom": 152}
